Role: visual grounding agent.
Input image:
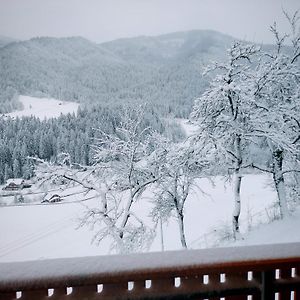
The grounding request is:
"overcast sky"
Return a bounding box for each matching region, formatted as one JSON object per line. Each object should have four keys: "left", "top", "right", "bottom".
{"left": 0, "top": 0, "right": 299, "bottom": 43}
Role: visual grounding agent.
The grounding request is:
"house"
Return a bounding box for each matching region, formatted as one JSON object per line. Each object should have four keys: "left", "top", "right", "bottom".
{"left": 42, "top": 192, "right": 62, "bottom": 203}
{"left": 2, "top": 179, "right": 25, "bottom": 191}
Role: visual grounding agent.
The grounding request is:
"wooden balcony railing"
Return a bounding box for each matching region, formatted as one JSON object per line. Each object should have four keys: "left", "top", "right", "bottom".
{"left": 0, "top": 243, "right": 300, "bottom": 300}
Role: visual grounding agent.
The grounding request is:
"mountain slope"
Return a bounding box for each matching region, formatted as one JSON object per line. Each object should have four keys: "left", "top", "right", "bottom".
{"left": 0, "top": 35, "right": 16, "bottom": 48}
{"left": 102, "top": 30, "right": 232, "bottom": 63}
{"left": 0, "top": 31, "right": 234, "bottom": 116}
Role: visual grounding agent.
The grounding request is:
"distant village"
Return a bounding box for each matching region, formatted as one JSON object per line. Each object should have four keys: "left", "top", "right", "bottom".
{"left": 1, "top": 178, "right": 63, "bottom": 204}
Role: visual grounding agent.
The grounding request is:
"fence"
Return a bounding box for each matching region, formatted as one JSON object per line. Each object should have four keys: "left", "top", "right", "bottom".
{"left": 0, "top": 242, "right": 300, "bottom": 299}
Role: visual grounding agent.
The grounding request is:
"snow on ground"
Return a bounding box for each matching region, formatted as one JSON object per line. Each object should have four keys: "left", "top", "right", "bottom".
{"left": 0, "top": 198, "right": 105, "bottom": 262}
{"left": 153, "top": 174, "right": 278, "bottom": 251}
{"left": 4, "top": 95, "right": 79, "bottom": 120}
{"left": 226, "top": 207, "right": 300, "bottom": 247}
{"left": 0, "top": 173, "right": 288, "bottom": 262}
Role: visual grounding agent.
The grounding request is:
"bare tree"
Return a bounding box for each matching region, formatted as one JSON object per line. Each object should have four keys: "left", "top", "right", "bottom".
{"left": 191, "top": 42, "right": 259, "bottom": 239}
{"left": 93, "top": 106, "right": 159, "bottom": 239}
{"left": 31, "top": 107, "right": 161, "bottom": 253}
{"left": 150, "top": 135, "right": 209, "bottom": 248}
{"left": 249, "top": 11, "right": 300, "bottom": 218}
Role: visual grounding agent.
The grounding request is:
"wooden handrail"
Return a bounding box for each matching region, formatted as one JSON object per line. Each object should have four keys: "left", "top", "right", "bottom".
{"left": 0, "top": 242, "right": 300, "bottom": 299}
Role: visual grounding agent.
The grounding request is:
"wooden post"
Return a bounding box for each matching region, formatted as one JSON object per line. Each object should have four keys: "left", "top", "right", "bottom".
{"left": 261, "top": 270, "right": 275, "bottom": 300}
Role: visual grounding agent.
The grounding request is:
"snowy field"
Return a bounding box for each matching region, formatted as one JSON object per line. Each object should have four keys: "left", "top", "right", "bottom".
{"left": 229, "top": 208, "right": 300, "bottom": 247}
{"left": 4, "top": 95, "right": 79, "bottom": 120}
{"left": 0, "top": 118, "right": 299, "bottom": 263}
{"left": 2, "top": 173, "right": 298, "bottom": 263}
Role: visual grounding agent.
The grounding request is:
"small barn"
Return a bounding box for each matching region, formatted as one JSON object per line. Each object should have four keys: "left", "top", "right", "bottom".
{"left": 2, "top": 179, "right": 25, "bottom": 191}
{"left": 42, "top": 192, "right": 62, "bottom": 203}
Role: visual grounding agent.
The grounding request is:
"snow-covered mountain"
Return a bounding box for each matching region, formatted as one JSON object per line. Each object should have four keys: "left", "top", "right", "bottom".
{"left": 102, "top": 30, "right": 232, "bottom": 63}
{"left": 0, "top": 35, "right": 16, "bottom": 48}
{"left": 0, "top": 30, "right": 234, "bottom": 115}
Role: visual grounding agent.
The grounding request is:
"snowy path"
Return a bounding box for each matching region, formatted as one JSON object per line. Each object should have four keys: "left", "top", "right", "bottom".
{"left": 177, "top": 118, "right": 197, "bottom": 137}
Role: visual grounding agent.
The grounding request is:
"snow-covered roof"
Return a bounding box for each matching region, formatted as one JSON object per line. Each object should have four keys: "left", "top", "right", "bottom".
{"left": 44, "top": 192, "right": 62, "bottom": 200}
{"left": 6, "top": 179, "right": 24, "bottom": 185}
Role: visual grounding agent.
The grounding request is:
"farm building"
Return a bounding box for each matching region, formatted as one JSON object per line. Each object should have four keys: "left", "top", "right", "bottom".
{"left": 2, "top": 179, "right": 25, "bottom": 191}
{"left": 42, "top": 192, "right": 62, "bottom": 203}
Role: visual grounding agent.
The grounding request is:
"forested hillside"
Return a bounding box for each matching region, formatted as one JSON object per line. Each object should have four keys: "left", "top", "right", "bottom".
{"left": 0, "top": 30, "right": 233, "bottom": 116}
{"left": 0, "top": 104, "right": 184, "bottom": 184}
{"left": 0, "top": 35, "right": 16, "bottom": 48}
{"left": 0, "top": 30, "right": 233, "bottom": 183}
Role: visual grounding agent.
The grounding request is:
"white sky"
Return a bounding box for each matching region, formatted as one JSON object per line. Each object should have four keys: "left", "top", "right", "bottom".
{"left": 0, "top": 0, "right": 299, "bottom": 43}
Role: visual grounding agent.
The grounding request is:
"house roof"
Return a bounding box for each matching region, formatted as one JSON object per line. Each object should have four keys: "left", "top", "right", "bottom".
{"left": 6, "top": 179, "right": 24, "bottom": 185}
{"left": 44, "top": 192, "right": 62, "bottom": 200}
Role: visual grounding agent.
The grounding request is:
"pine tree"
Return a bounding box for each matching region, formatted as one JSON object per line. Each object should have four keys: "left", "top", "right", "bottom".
{"left": 13, "top": 158, "right": 22, "bottom": 178}
{"left": 4, "top": 164, "right": 13, "bottom": 181}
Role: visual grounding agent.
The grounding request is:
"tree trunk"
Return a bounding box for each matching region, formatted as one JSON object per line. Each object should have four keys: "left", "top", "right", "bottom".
{"left": 233, "top": 172, "right": 242, "bottom": 239}
{"left": 160, "top": 217, "right": 165, "bottom": 252}
{"left": 272, "top": 149, "right": 288, "bottom": 219}
{"left": 119, "top": 191, "right": 134, "bottom": 239}
{"left": 178, "top": 211, "right": 187, "bottom": 248}
{"left": 232, "top": 135, "right": 242, "bottom": 240}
